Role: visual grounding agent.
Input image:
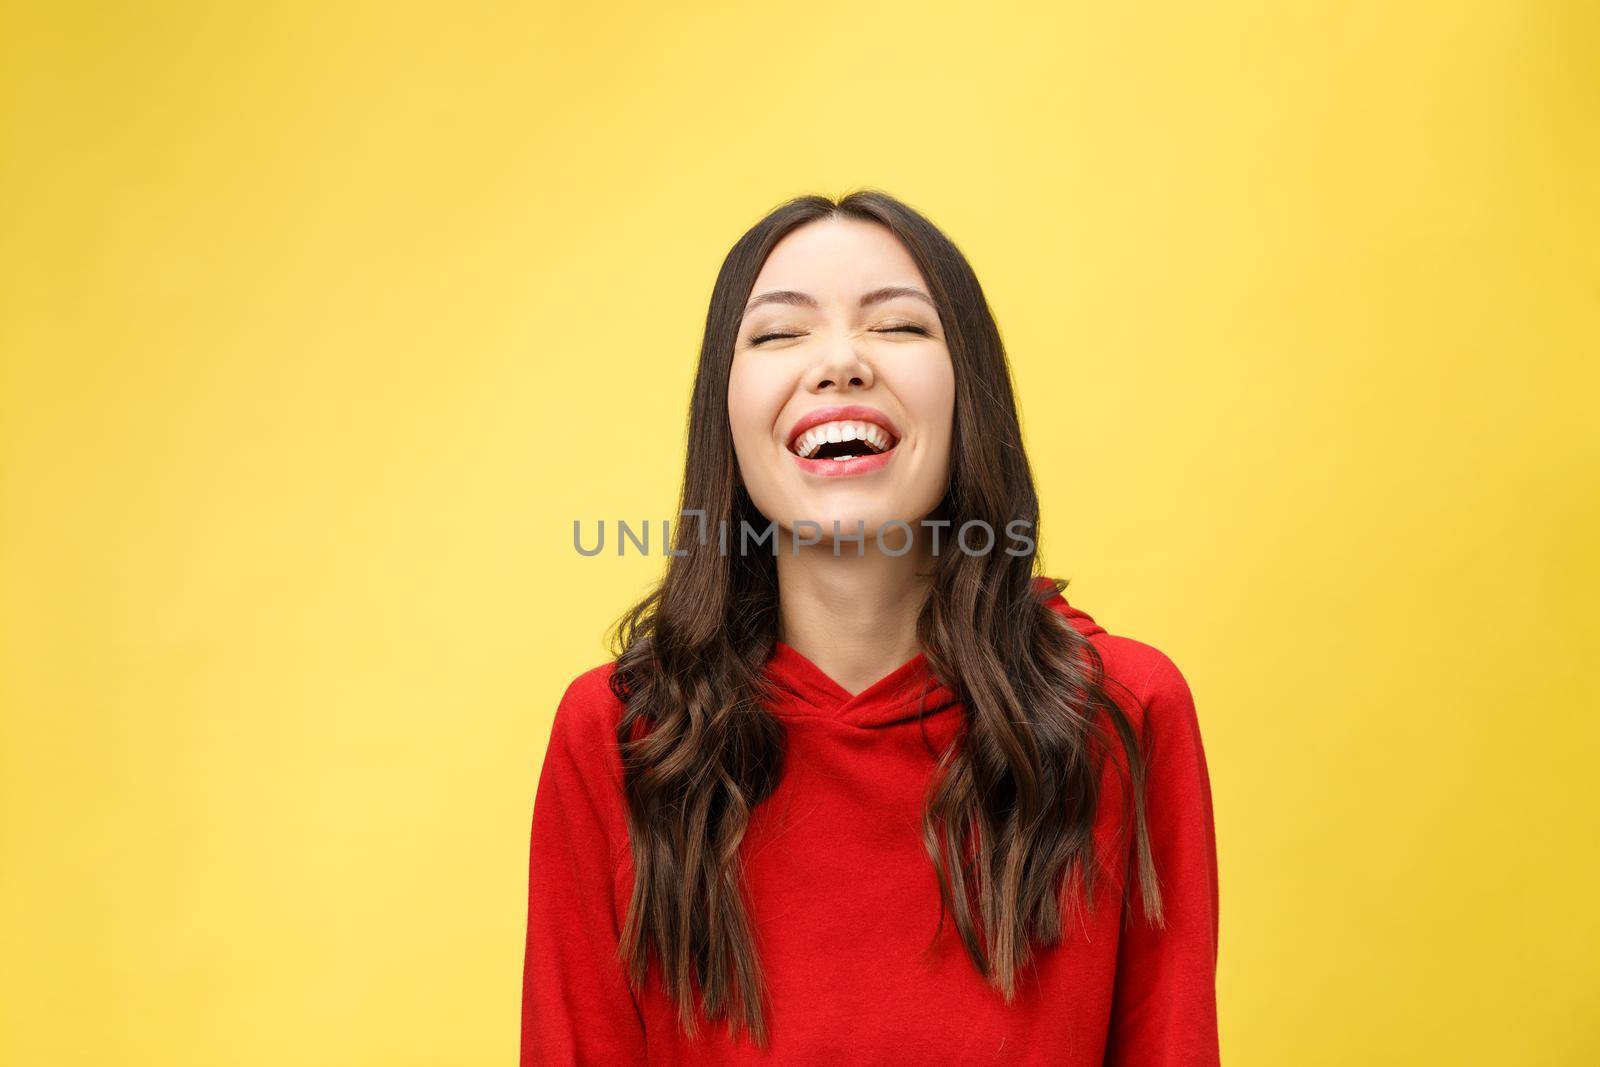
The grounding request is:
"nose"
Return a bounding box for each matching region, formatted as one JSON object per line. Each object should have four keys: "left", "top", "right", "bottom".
{"left": 805, "top": 336, "right": 874, "bottom": 394}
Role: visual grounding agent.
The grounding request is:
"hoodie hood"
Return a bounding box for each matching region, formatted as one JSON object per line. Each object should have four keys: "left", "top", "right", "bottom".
{"left": 760, "top": 577, "right": 1105, "bottom": 728}
{"left": 1047, "top": 578, "right": 1107, "bottom": 640}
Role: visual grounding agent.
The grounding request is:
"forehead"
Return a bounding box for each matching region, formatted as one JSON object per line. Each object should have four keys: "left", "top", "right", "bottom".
{"left": 749, "top": 217, "right": 927, "bottom": 296}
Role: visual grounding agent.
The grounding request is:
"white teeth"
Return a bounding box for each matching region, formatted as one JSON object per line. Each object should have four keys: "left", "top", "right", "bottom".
{"left": 792, "top": 419, "right": 897, "bottom": 458}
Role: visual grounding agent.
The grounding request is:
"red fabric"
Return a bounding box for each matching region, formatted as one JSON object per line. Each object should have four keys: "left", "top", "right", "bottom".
{"left": 521, "top": 579, "right": 1220, "bottom": 1065}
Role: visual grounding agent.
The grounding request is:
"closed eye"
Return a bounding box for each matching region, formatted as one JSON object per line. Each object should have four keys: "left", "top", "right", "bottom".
{"left": 748, "top": 325, "right": 931, "bottom": 346}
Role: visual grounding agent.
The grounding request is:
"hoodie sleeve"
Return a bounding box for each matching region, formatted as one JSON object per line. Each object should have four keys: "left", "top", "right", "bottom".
{"left": 520, "top": 669, "right": 648, "bottom": 1066}
{"left": 1103, "top": 652, "right": 1221, "bottom": 1067}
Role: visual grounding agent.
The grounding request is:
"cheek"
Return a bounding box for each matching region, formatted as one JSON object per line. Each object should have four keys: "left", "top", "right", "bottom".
{"left": 726, "top": 356, "right": 786, "bottom": 465}
{"left": 898, "top": 353, "right": 957, "bottom": 461}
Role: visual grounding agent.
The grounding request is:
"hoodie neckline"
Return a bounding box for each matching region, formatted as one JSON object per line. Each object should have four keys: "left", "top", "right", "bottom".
{"left": 759, "top": 577, "right": 1105, "bottom": 728}
{"left": 763, "top": 640, "right": 958, "bottom": 727}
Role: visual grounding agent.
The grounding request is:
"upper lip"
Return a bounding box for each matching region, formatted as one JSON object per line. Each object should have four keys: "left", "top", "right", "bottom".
{"left": 784, "top": 405, "right": 902, "bottom": 453}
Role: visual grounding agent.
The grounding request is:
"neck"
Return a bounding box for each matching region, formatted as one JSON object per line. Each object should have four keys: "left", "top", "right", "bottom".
{"left": 773, "top": 531, "right": 933, "bottom": 697}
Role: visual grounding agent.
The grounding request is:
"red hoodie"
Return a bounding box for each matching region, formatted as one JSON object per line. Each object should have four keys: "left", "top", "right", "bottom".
{"left": 521, "top": 579, "right": 1220, "bottom": 1065}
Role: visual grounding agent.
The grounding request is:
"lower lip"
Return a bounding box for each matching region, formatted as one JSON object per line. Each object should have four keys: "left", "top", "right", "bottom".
{"left": 792, "top": 446, "right": 897, "bottom": 478}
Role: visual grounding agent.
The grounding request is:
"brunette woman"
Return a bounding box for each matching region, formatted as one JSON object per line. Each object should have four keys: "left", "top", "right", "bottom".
{"left": 521, "top": 190, "right": 1220, "bottom": 1066}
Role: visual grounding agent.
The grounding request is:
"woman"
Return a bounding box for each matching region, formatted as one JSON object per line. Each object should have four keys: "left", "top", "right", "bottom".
{"left": 521, "top": 190, "right": 1220, "bottom": 1065}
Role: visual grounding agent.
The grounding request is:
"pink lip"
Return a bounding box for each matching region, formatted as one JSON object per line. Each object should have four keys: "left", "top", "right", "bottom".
{"left": 794, "top": 449, "right": 895, "bottom": 477}
{"left": 784, "top": 404, "right": 902, "bottom": 479}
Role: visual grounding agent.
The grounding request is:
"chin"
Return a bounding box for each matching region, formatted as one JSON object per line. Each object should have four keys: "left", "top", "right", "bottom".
{"left": 781, "top": 497, "right": 923, "bottom": 546}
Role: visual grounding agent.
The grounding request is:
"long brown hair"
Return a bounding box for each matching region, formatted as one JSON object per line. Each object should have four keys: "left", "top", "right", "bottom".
{"left": 608, "top": 189, "right": 1162, "bottom": 1046}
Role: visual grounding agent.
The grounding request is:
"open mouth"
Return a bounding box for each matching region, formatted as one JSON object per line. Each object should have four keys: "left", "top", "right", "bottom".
{"left": 783, "top": 405, "right": 902, "bottom": 478}
{"left": 787, "top": 419, "right": 899, "bottom": 462}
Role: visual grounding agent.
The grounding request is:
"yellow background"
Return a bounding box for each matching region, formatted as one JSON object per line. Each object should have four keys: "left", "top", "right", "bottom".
{"left": 3, "top": 2, "right": 1596, "bottom": 1063}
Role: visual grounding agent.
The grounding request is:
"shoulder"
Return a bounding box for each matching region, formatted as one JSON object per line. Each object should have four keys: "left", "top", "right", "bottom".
{"left": 1069, "top": 622, "right": 1210, "bottom": 795}
{"left": 533, "top": 663, "right": 633, "bottom": 857}
{"left": 1099, "top": 636, "right": 1193, "bottom": 706}
{"left": 1038, "top": 578, "right": 1199, "bottom": 738}
{"left": 1094, "top": 636, "right": 1198, "bottom": 741}
{"left": 557, "top": 661, "right": 623, "bottom": 714}
{"left": 546, "top": 661, "right": 627, "bottom": 757}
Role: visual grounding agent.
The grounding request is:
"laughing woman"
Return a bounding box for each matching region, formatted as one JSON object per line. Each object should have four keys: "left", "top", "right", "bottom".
{"left": 520, "top": 191, "right": 1220, "bottom": 1066}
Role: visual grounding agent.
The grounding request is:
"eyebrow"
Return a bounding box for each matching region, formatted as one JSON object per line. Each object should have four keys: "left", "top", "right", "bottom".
{"left": 742, "top": 285, "right": 935, "bottom": 317}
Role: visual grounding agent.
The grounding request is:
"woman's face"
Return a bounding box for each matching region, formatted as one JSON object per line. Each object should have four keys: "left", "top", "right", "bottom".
{"left": 727, "top": 217, "right": 956, "bottom": 545}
